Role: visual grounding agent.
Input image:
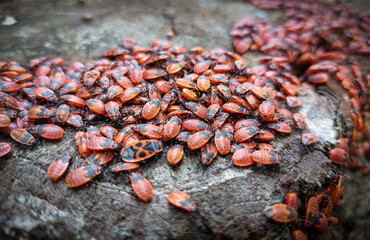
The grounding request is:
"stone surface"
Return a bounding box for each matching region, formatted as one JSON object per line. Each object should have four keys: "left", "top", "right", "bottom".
{"left": 0, "top": 0, "right": 368, "bottom": 239}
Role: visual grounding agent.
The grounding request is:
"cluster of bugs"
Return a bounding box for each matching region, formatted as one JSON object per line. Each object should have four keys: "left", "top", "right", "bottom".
{"left": 231, "top": 0, "right": 369, "bottom": 239}
{"left": 0, "top": 0, "right": 368, "bottom": 235}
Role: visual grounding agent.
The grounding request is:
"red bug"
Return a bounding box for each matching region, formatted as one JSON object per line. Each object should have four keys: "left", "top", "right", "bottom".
{"left": 118, "top": 87, "right": 142, "bottom": 103}
{"left": 217, "top": 84, "right": 231, "bottom": 99}
{"left": 61, "top": 94, "right": 85, "bottom": 108}
{"left": 129, "top": 172, "right": 154, "bottom": 202}
{"left": 128, "top": 64, "right": 144, "bottom": 84}
{"left": 104, "top": 101, "right": 121, "bottom": 120}
{"left": 182, "top": 88, "right": 197, "bottom": 100}
{"left": 336, "top": 137, "right": 349, "bottom": 151}
{"left": 222, "top": 102, "right": 249, "bottom": 115}
{"left": 267, "top": 122, "right": 292, "bottom": 134}
{"left": 285, "top": 192, "right": 299, "bottom": 211}
{"left": 258, "top": 143, "right": 274, "bottom": 151}
{"left": 121, "top": 139, "right": 163, "bottom": 162}
{"left": 187, "top": 130, "right": 214, "bottom": 150}
{"left": 184, "top": 102, "right": 207, "bottom": 119}
{"left": 142, "top": 99, "right": 161, "bottom": 120}
{"left": 107, "top": 85, "right": 123, "bottom": 100}
{"left": 86, "top": 99, "right": 105, "bottom": 115}
{"left": 210, "top": 112, "right": 230, "bottom": 130}
{"left": 259, "top": 101, "right": 275, "bottom": 121}
{"left": 301, "top": 133, "right": 317, "bottom": 146}
{"left": 0, "top": 92, "right": 19, "bottom": 109}
{"left": 143, "top": 68, "right": 166, "bottom": 80}
{"left": 328, "top": 148, "right": 348, "bottom": 166}
{"left": 235, "top": 119, "right": 260, "bottom": 130}
{"left": 28, "top": 105, "right": 53, "bottom": 119}
{"left": 197, "top": 75, "right": 211, "bottom": 92}
{"left": 110, "top": 162, "right": 140, "bottom": 173}
{"left": 166, "top": 61, "right": 185, "bottom": 75}
{"left": 252, "top": 150, "right": 281, "bottom": 164}
{"left": 304, "top": 196, "right": 319, "bottom": 227}
{"left": 234, "top": 126, "right": 259, "bottom": 142}
{"left": 30, "top": 124, "right": 64, "bottom": 140}
{"left": 167, "top": 191, "right": 197, "bottom": 212}
{"left": 307, "top": 72, "right": 329, "bottom": 84}
{"left": 286, "top": 96, "right": 301, "bottom": 108}
{"left": 134, "top": 124, "right": 163, "bottom": 139}
{"left": 293, "top": 113, "right": 305, "bottom": 130}
{"left": 214, "top": 129, "right": 231, "bottom": 155}
{"left": 265, "top": 203, "right": 298, "bottom": 223}
{"left": 0, "top": 109, "right": 18, "bottom": 119}
{"left": 167, "top": 144, "right": 184, "bottom": 166}
{"left": 66, "top": 164, "right": 101, "bottom": 188}
{"left": 84, "top": 151, "right": 113, "bottom": 166}
{"left": 194, "top": 60, "right": 212, "bottom": 74}
{"left": 55, "top": 104, "right": 70, "bottom": 123}
{"left": 10, "top": 128, "right": 35, "bottom": 146}
{"left": 78, "top": 137, "right": 91, "bottom": 158}
{"left": 245, "top": 94, "right": 259, "bottom": 109}
{"left": 33, "top": 87, "right": 58, "bottom": 102}
{"left": 163, "top": 116, "right": 182, "bottom": 141}
{"left": 147, "top": 84, "right": 161, "bottom": 101}
{"left": 183, "top": 119, "right": 210, "bottom": 132}
{"left": 330, "top": 175, "right": 343, "bottom": 206}
{"left": 0, "top": 142, "right": 12, "bottom": 157}
{"left": 87, "top": 137, "right": 118, "bottom": 151}
{"left": 176, "top": 78, "right": 198, "bottom": 89}
{"left": 176, "top": 131, "right": 191, "bottom": 143}
{"left": 83, "top": 69, "right": 100, "bottom": 87}
{"left": 100, "top": 125, "right": 118, "bottom": 139}
{"left": 232, "top": 148, "right": 254, "bottom": 167}
{"left": 47, "top": 154, "right": 72, "bottom": 182}
{"left": 291, "top": 229, "right": 307, "bottom": 240}
{"left": 220, "top": 123, "right": 234, "bottom": 140}
{"left": 111, "top": 72, "right": 134, "bottom": 89}
{"left": 66, "top": 114, "right": 83, "bottom": 128}
{"left": 206, "top": 104, "right": 220, "bottom": 121}
{"left": 0, "top": 114, "right": 11, "bottom": 128}
{"left": 0, "top": 80, "right": 21, "bottom": 93}
{"left": 201, "top": 142, "right": 218, "bottom": 165}
{"left": 314, "top": 212, "right": 329, "bottom": 232}
{"left": 251, "top": 86, "right": 274, "bottom": 101}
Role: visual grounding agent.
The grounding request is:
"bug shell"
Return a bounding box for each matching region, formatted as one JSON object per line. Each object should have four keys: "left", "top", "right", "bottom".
{"left": 167, "top": 144, "right": 184, "bottom": 166}
{"left": 0, "top": 142, "right": 12, "bottom": 157}
{"left": 28, "top": 105, "right": 53, "bottom": 119}
{"left": 110, "top": 162, "right": 140, "bottom": 173}
{"left": 197, "top": 75, "right": 211, "bottom": 92}
{"left": 214, "top": 129, "right": 231, "bottom": 155}
{"left": 201, "top": 142, "right": 218, "bottom": 165}
{"left": 121, "top": 139, "right": 163, "bottom": 162}
{"left": 33, "top": 87, "right": 58, "bottom": 102}
{"left": 129, "top": 172, "right": 153, "bottom": 202}
{"left": 30, "top": 124, "right": 64, "bottom": 140}
{"left": 83, "top": 69, "right": 100, "bottom": 87}
{"left": 304, "top": 196, "right": 319, "bottom": 227}
{"left": 187, "top": 130, "right": 214, "bottom": 150}
{"left": 285, "top": 192, "right": 299, "bottom": 211}
{"left": 10, "top": 128, "right": 35, "bottom": 146}
{"left": 86, "top": 99, "right": 105, "bottom": 115}
{"left": 252, "top": 150, "right": 281, "bottom": 164}
{"left": 0, "top": 114, "right": 11, "bottom": 128}
{"left": 47, "top": 154, "right": 72, "bottom": 182}
{"left": 66, "top": 164, "right": 101, "bottom": 188}
{"left": 87, "top": 137, "right": 118, "bottom": 151}
{"left": 265, "top": 203, "right": 298, "bottom": 223}
{"left": 232, "top": 148, "right": 254, "bottom": 167}
{"left": 163, "top": 116, "right": 182, "bottom": 140}
{"left": 328, "top": 148, "right": 348, "bottom": 166}
{"left": 194, "top": 60, "right": 212, "bottom": 74}
{"left": 313, "top": 212, "right": 329, "bottom": 232}
{"left": 118, "top": 87, "right": 142, "bottom": 103}
{"left": 141, "top": 99, "right": 161, "bottom": 120}
{"left": 104, "top": 101, "right": 121, "bottom": 120}
{"left": 210, "top": 112, "right": 230, "bottom": 130}
{"left": 167, "top": 191, "right": 197, "bottom": 212}
{"left": 222, "top": 102, "right": 249, "bottom": 115}
{"left": 234, "top": 126, "right": 259, "bottom": 142}
{"left": 61, "top": 94, "right": 85, "bottom": 108}
{"left": 301, "top": 133, "right": 317, "bottom": 146}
